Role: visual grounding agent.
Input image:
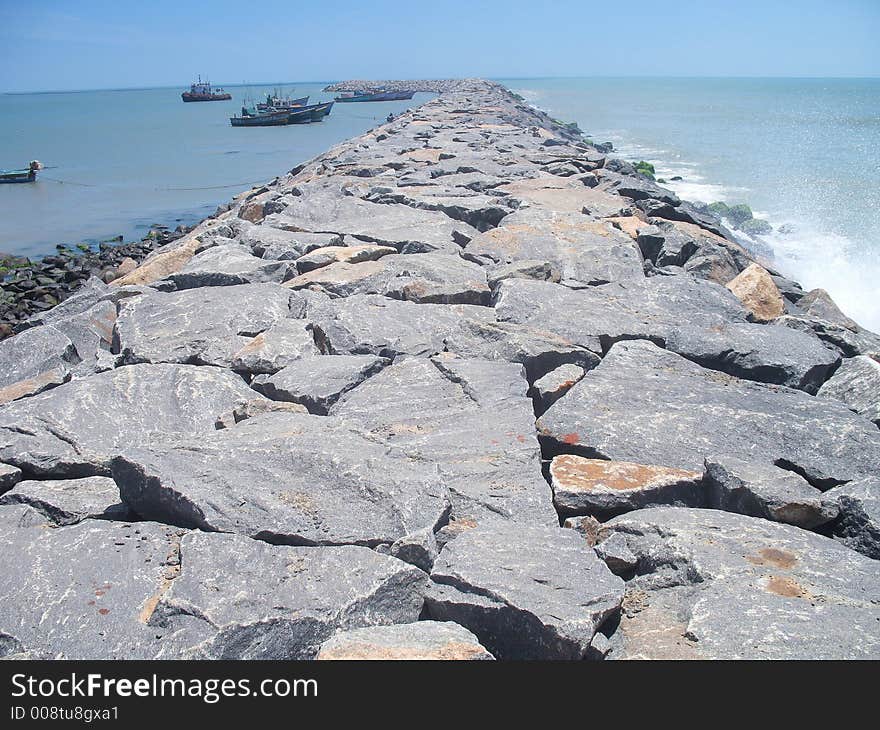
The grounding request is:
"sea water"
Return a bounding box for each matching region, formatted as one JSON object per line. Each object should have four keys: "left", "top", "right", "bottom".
{"left": 505, "top": 77, "right": 880, "bottom": 330}
{"left": 0, "top": 82, "right": 426, "bottom": 256}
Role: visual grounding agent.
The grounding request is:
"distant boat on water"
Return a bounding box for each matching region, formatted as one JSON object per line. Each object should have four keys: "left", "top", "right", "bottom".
{"left": 230, "top": 103, "right": 330, "bottom": 127}
{"left": 0, "top": 160, "right": 41, "bottom": 184}
{"left": 182, "top": 76, "right": 232, "bottom": 102}
{"left": 334, "top": 89, "right": 416, "bottom": 102}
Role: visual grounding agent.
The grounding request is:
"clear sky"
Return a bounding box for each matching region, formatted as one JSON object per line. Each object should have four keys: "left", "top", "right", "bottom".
{"left": 1, "top": 0, "right": 878, "bottom": 92}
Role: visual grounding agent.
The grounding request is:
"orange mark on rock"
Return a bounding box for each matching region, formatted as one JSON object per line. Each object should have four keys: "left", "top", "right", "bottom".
{"left": 561, "top": 433, "right": 580, "bottom": 445}
{"left": 747, "top": 548, "right": 798, "bottom": 570}
{"left": 764, "top": 575, "right": 809, "bottom": 599}
{"left": 98, "top": 608, "right": 110, "bottom": 616}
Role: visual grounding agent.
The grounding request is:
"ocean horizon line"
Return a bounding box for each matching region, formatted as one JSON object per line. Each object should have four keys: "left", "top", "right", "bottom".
{"left": 4, "top": 74, "right": 880, "bottom": 95}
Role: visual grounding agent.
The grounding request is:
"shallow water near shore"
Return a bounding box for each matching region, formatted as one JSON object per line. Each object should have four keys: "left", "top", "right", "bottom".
{"left": 0, "top": 82, "right": 429, "bottom": 256}
{"left": 504, "top": 77, "right": 880, "bottom": 330}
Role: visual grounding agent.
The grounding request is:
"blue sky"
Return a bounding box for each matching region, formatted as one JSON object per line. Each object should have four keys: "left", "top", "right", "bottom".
{"left": 1, "top": 0, "right": 878, "bottom": 92}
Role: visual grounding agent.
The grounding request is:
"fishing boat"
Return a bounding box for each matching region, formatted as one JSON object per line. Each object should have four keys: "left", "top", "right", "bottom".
{"left": 230, "top": 107, "right": 292, "bottom": 127}
{"left": 256, "top": 93, "right": 309, "bottom": 111}
{"left": 334, "top": 89, "right": 415, "bottom": 102}
{"left": 0, "top": 160, "right": 41, "bottom": 184}
{"left": 182, "top": 76, "right": 232, "bottom": 102}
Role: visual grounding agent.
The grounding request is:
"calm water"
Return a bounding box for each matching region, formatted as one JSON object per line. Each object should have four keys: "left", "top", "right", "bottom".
{"left": 0, "top": 82, "right": 428, "bottom": 256}
{"left": 505, "top": 77, "right": 880, "bottom": 330}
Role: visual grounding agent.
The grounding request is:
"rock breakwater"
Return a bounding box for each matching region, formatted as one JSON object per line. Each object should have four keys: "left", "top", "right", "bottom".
{"left": 0, "top": 80, "right": 878, "bottom": 660}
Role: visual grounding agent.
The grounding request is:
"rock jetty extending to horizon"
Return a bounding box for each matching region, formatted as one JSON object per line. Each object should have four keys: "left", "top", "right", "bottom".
{"left": 0, "top": 79, "right": 878, "bottom": 660}
{"left": 324, "top": 78, "right": 483, "bottom": 93}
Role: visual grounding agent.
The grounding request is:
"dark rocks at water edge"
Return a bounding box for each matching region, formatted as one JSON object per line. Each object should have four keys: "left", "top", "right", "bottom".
{"left": 0, "top": 225, "right": 190, "bottom": 340}
{"left": 0, "top": 79, "right": 878, "bottom": 661}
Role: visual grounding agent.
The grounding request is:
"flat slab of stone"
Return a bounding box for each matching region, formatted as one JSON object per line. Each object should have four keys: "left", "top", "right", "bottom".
{"left": 550, "top": 455, "right": 704, "bottom": 518}
{"left": 253, "top": 355, "right": 388, "bottom": 414}
{"left": 316, "top": 621, "right": 494, "bottom": 660}
{"left": 601, "top": 507, "right": 880, "bottom": 659}
{"left": 0, "top": 476, "right": 132, "bottom": 525}
{"left": 464, "top": 208, "right": 644, "bottom": 286}
{"left": 160, "top": 243, "right": 294, "bottom": 289}
{"left": 333, "top": 357, "right": 556, "bottom": 526}
{"left": 538, "top": 340, "right": 880, "bottom": 487}
{"left": 817, "top": 355, "right": 880, "bottom": 425}
{"left": 264, "top": 181, "right": 479, "bottom": 254}
{"left": 112, "top": 411, "right": 450, "bottom": 547}
{"left": 0, "top": 516, "right": 426, "bottom": 659}
{"left": 704, "top": 456, "right": 837, "bottom": 529}
{"left": 154, "top": 532, "right": 427, "bottom": 659}
{"left": 0, "top": 324, "right": 76, "bottom": 404}
{"left": 0, "top": 363, "right": 257, "bottom": 477}
{"left": 495, "top": 276, "right": 747, "bottom": 355}
{"left": 425, "top": 523, "right": 624, "bottom": 659}
{"left": 115, "top": 284, "right": 298, "bottom": 367}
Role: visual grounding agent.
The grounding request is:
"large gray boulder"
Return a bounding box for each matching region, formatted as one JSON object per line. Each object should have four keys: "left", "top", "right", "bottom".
{"left": 601, "top": 508, "right": 880, "bottom": 659}
{"left": 425, "top": 523, "right": 624, "bottom": 659}
{"left": 703, "top": 456, "right": 837, "bottom": 529}
{"left": 264, "top": 180, "right": 479, "bottom": 254}
{"left": 0, "top": 463, "right": 21, "bottom": 494}
{"left": 115, "top": 284, "right": 298, "bottom": 367}
{"left": 822, "top": 477, "right": 880, "bottom": 559}
{"left": 307, "top": 293, "right": 495, "bottom": 358}
{"left": 0, "top": 476, "right": 132, "bottom": 525}
{"left": 0, "top": 363, "right": 257, "bottom": 476}
{"left": 316, "top": 621, "right": 494, "bottom": 660}
{"left": 0, "top": 515, "right": 426, "bottom": 659}
{"left": 0, "top": 324, "right": 76, "bottom": 403}
{"left": 153, "top": 532, "right": 427, "bottom": 659}
{"left": 817, "top": 355, "right": 880, "bottom": 425}
{"left": 464, "top": 208, "right": 644, "bottom": 286}
{"left": 111, "top": 411, "right": 450, "bottom": 547}
{"left": 495, "top": 276, "right": 747, "bottom": 355}
{"left": 333, "top": 356, "right": 556, "bottom": 526}
{"left": 253, "top": 355, "right": 388, "bottom": 414}
{"left": 159, "top": 243, "right": 294, "bottom": 289}
{"left": 538, "top": 340, "right": 880, "bottom": 487}
{"left": 228, "top": 318, "right": 320, "bottom": 374}
{"left": 665, "top": 322, "right": 840, "bottom": 393}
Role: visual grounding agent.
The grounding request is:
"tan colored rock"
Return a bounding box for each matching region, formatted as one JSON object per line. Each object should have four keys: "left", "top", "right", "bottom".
{"left": 725, "top": 263, "right": 784, "bottom": 322}
{"left": 285, "top": 260, "right": 385, "bottom": 291}
{"left": 293, "top": 244, "right": 397, "bottom": 274}
{"left": 111, "top": 236, "right": 200, "bottom": 287}
{"left": 562, "top": 515, "right": 602, "bottom": 546}
{"left": 316, "top": 622, "right": 494, "bottom": 660}
{"left": 115, "top": 257, "right": 138, "bottom": 277}
{"left": 550, "top": 455, "right": 704, "bottom": 517}
{"left": 401, "top": 148, "right": 443, "bottom": 163}
{"left": 606, "top": 215, "right": 650, "bottom": 240}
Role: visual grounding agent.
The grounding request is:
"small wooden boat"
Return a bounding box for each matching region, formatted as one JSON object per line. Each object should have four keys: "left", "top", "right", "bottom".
{"left": 0, "top": 160, "right": 41, "bottom": 184}
{"left": 182, "top": 76, "right": 231, "bottom": 102}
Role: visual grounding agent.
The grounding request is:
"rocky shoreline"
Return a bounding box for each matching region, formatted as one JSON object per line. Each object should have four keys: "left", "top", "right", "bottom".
{"left": 0, "top": 225, "right": 191, "bottom": 340}
{"left": 323, "top": 78, "right": 483, "bottom": 93}
{"left": 0, "top": 79, "right": 878, "bottom": 660}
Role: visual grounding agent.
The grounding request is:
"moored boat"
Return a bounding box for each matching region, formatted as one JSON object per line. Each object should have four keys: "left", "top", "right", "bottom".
{"left": 0, "top": 160, "right": 41, "bottom": 184}
{"left": 182, "top": 76, "right": 232, "bottom": 102}
{"left": 230, "top": 108, "right": 293, "bottom": 127}
{"left": 334, "top": 89, "right": 416, "bottom": 102}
